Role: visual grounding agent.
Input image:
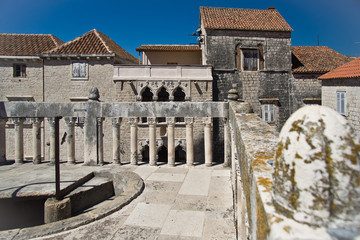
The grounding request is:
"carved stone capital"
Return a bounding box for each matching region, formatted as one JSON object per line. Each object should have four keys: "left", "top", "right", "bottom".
{"left": 203, "top": 117, "right": 212, "bottom": 126}
{"left": 112, "top": 117, "right": 122, "bottom": 126}
{"left": 147, "top": 117, "right": 157, "bottom": 125}
{"left": 64, "top": 117, "right": 76, "bottom": 126}
{"left": 166, "top": 117, "right": 175, "bottom": 125}
{"left": 47, "top": 117, "right": 56, "bottom": 126}
{"left": 129, "top": 117, "right": 138, "bottom": 125}
{"left": 185, "top": 117, "right": 194, "bottom": 125}
{"left": 31, "top": 118, "right": 43, "bottom": 125}
{"left": 12, "top": 118, "right": 25, "bottom": 126}
{"left": 97, "top": 117, "right": 104, "bottom": 125}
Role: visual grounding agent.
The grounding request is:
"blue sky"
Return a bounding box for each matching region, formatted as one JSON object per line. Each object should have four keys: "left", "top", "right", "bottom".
{"left": 0, "top": 0, "right": 359, "bottom": 57}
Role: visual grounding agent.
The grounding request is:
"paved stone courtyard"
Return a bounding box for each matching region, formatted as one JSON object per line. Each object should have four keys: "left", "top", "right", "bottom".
{"left": 0, "top": 163, "right": 236, "bottom": 239}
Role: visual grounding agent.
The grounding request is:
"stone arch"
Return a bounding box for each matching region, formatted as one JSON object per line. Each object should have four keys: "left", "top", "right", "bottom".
{"left": 140, "top": 145, "right": 149, "bottom": 162}
{"left": 172, "top": 86, "right": 186, "bottom": 102}
{"left": 157, "top": 146, "right": 168, "bottom": 163}
{"left": 156, "top": 86, "right": 170, "bottom": 102}
{"left": 175, "top": 145, "right": 186, "bottom": 163}
{"left": 140, "top": 86, "right": 154, "bottom": 102}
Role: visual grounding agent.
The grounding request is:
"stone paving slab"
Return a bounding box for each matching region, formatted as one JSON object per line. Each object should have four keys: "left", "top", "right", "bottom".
{"left": 0, "top": 163, "right": 236, "bottom": 239}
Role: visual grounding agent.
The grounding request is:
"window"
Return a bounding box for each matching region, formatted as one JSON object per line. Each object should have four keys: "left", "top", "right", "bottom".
{"left": 13, "top": 64, "right": 26, "bottom": 77}
{"left": 262, "top": 104, "right": 275, "bottom": 123}
{"left": 236, "top": 44, "right": 264, "bottom": 71}
{"left": 336, "top": 91, "right": 346, "bottom": 116}
{"left": 243, "top": 49, "right": 258, "bottom": 71}
{"left": 72, "top": 62, "right": 87, "bottom": 78}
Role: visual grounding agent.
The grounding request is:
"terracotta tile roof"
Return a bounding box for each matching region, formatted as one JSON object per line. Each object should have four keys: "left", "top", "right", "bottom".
{"left": 45, "top": 29, "right": 138, "bottom": 63}
{"left": 0, "top": 33, "right": 63, "bottom": 56}
{"left": 200, "top": 6, "right": 293, "bottom": 32}
{"left": 292, "top": 46, "right": 351, "bottom": 74}
{"left": 318, "top": 57, "right": 360, "bottom": 80}
{"left": 136, "top": 45, "right": 201, "bottom": 52}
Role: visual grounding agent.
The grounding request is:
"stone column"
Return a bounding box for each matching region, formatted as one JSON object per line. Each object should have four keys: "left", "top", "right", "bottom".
{"left": 14, "top": 118, "right": 25, "bottom": 164}
{"left": 32, "top": 118, "right": 42, "bottom": 164}
{"left": 223, "top": 118, "right": 231, "bottom": 167}
{"left": 129, "top": 118, "right": 138, "bottom": 165}
{"left": 185, "top": 117, "right": 194, "bottom": 166}
{"left": 148, "top": 117, "right": 157, "bottom": 166}
{"left": 167, "top": 117, "right": 175, "bottom": 167}
{"left": 64, "top": 117, "right": 76, "bottom": 164}
{"left": 204, "top": 117, "right": 213, "bottom": 167}
{"left": 112, "top": 117, "right": 121, "bottom": 165}
{"left": 0, "top": 118, "right": 7, "bottom": 164}
{"left": 47, "top": 118, "right": 56, "bottom": 165}
{"left": 97, "top": 117, "right": 104, "bottom": 165}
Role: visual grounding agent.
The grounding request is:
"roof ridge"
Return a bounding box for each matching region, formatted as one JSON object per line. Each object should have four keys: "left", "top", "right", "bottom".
{"left": 93, "top": 29, "right": 112, "bottom": 54}
{"left": 47, "top": 30, "right": 94, "bottom": 53}
{"left": 49, "top": 34, "right": 61, "bottom": 47}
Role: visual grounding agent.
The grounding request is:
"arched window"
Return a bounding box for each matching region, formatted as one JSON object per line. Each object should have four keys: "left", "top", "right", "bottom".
{"left": 173, "top": 87, "right": 186, "bottom": 102}
{"left": 157, "top": 87, "right": 169, "bottom": 102}
{"left": 142, "top": 87, "right": 153, "bottom": 102}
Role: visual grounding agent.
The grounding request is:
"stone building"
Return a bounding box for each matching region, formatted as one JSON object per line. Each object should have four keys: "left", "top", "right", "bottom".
{"left": 198, "top": 7, "right": 350, "bottom": 128}
{"left": 0, "top": 6, "right": 352, "bottom": 164}
{"left": 291, "top": 46, "right": 350, "bottom": 112}
{"left": 320, "top": 56, "right": 360, "bottom": 136}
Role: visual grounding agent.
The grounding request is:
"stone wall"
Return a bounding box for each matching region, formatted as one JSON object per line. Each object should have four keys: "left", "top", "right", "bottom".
{"left": 290, "top": 73, "right": 322, "bottom": 112}
{"left": 229, "top": 101, "right": 360, "bottom": 239}
{"left": 202, "top": 29, "right": 292, "bottom": 129}
{"left": 0, "top": 59, "right": 44, "bottom": 102}
{"left": 322, "top": 78, "right": 360, "bottom": 136}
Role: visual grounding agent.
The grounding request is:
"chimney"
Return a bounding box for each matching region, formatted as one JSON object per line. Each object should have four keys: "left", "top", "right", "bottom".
{"left": 268, "top": 7, "right": 276, "bottom": 10}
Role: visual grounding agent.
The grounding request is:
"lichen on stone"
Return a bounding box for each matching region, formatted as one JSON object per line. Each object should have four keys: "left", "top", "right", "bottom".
{"left": 272, "top": 105, "right": 360, "bottom": 231}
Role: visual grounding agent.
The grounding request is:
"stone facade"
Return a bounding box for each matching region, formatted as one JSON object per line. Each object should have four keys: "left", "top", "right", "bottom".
{"left": 322, "top": 78, "right": 360, "bottom": 136}
{"left": 201, "top": 29, "right": 292, "bottom": 128}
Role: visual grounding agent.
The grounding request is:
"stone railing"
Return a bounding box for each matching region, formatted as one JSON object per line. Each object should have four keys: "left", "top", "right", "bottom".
{"left": 0, "top": 101, "right": 228, "bottom": 167}
{"left": 229, "top": 100, "right": 360, "bottom": 239}
{"left": 113, "top": 65, "right": 213, "bottom": 81}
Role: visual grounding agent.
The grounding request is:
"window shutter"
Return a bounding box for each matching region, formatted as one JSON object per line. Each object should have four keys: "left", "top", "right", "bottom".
{"left": 73, "top": 63, "right": 79, "bottom": 77}
{"left": 258, "top": 44, "right": 264, "bottom": 70}
{"left": 79, "top": 63, "right": 86, "bottom": 77}
{"left": 341, "top": 92, "right": 346, "bottom": 115}
{"left": 21, "top": 64, "right": 26, "bottom": 77}
{"left": 236, "top": 46, "right": 241, "bottom": 69}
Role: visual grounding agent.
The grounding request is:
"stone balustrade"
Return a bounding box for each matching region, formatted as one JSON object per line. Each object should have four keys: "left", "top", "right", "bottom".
{"left": 113, "top": 65, "right": 213, "bottom": 81}
{"left": 0, "top": 101, "right": 227, "bottom": 167}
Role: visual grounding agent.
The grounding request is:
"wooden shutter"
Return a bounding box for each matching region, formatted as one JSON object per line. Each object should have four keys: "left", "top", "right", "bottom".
{"left": 258, "top": 44, "right": 264, "bottom": 70}
{"left": 79, "top": 63, "right": 86, "bottom": 77}
{"left": 73, "top": 63, "right": 79, "bottom": 77}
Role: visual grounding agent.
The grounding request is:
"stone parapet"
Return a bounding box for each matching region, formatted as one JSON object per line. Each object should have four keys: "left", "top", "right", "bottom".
{"left": 229, "top": 101, "right": 360, "bottom": 239}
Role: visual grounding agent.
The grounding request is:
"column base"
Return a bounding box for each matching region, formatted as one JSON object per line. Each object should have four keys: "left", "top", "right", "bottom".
{"left": 205, "top": 163, "right": 212, "bottom": 167}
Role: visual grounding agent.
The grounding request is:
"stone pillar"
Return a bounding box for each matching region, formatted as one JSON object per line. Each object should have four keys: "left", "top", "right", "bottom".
{"left": 97, "top": 117, "right": 104, "bottom": 165}
{"left": 13, "top": 118, "right": 25, "bottom": 164}
{"left": 32, "top": 118, "right": 42, "bottom": 164}
{"left": 167, "top": 117, "right": 175, "bottom": 167}
{"left": 204, "top": 117, "right": 212, "bottom": 167}
{"left": 129, "top": 118, "right": 138, "bottom": 165}
{"left": 0, "top": 118, "right": 7, "bottom": 164}
{"left": 112, "top": 117, "right": 121, "bottom": 165}
{"left": 47, "top": 118, "right": 56, "bottom": 165}
{"left": 185, "top": 117, "right": 194, "bottom": 166}
{"left": 223, "top": 118, "right": 231, "bottom": 167}
{"left": 64, "top": 117, "right": 76, "bottom": 164}
{"left": 148, "top": 117, "right": 157, "bottom": 166}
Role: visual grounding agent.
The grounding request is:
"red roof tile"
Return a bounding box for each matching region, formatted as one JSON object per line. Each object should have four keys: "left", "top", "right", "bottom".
{"left": 136, "top": 45, "right": 201, "bottom": 52}
{"left": 0, "top": 33, "right": 63, "bottom": 56}
{"left": 200, "top": 6, "right": 293, "bottom": 32}
{"left": 319, "top": 57, "right": 360, "bottom": 80}
{"left": 46, "top": 29, "right": 138, "bottom": 63}
{"left": 292, "top": 46, "right": 350, "bottom": 74}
